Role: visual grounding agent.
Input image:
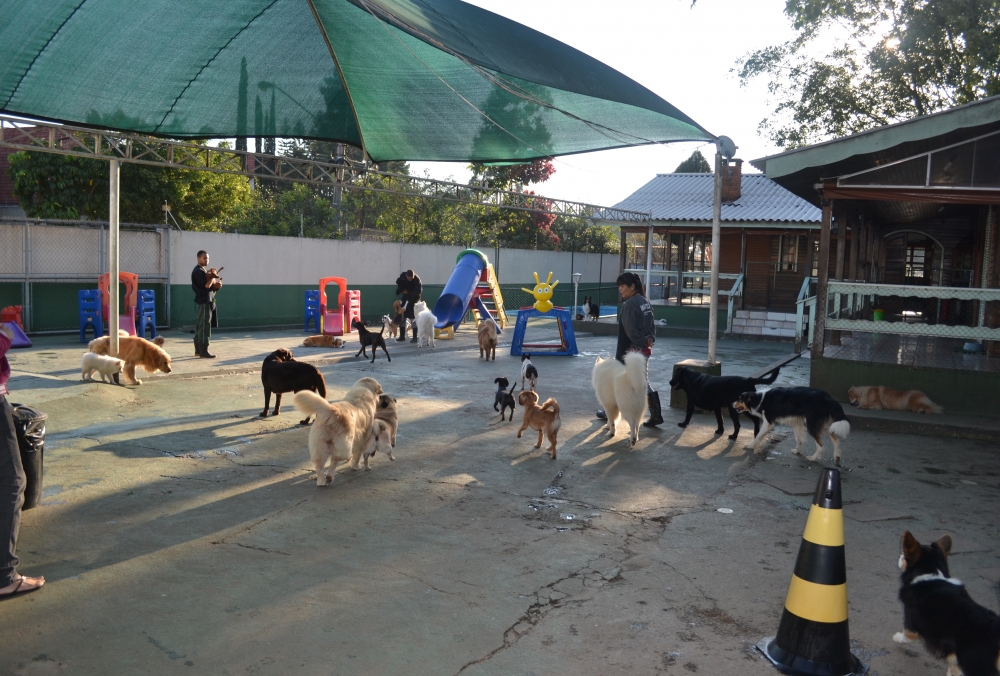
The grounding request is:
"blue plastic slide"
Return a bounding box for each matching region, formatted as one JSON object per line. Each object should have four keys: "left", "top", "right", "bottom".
{"left": 433, "top": 249, "right": 489, "bottom": 330}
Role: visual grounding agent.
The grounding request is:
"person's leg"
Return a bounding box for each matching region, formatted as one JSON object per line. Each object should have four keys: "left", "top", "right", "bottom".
{"left": 643, "top": 352, "right": 663, "bottom": 427}
{"left": 195, "top": 304, "right": 215, "bottom": 358}
{"left": 0, "top": 397, "right": 26, "bottom": 587}
{"left": 194, "top": 303, "right": 206, "bottom": 354}
{"left": 397, "top": 301, "right": 412, "bottom": 342}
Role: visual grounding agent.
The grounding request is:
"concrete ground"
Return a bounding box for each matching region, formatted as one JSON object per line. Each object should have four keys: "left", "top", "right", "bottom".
{"left": 2, "top": 328, "right": 998, "bottom": 676}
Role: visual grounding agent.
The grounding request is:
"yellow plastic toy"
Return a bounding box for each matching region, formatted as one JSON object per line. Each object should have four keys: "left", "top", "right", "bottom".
{"left": 522, "top": 271, "right": 559, "bottom": 313}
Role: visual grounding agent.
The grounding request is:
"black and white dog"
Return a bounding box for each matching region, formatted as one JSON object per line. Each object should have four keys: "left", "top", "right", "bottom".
{"left": 520, "top": 354, "right": 538, "bottom": 390}
{"left": 734, "top": 387, "right": 851, "bottom": 465}
{"left": 493, "top": 377, "right": 517, "bottom": 421}
{"left": 894, "top": 531, "right": 1000, "bottom": 675}
{"left": 583, "top": 296, "right": 600, "bottom": 321}
{"left": 669, "top": 366, "right": 780, "bottom": 440}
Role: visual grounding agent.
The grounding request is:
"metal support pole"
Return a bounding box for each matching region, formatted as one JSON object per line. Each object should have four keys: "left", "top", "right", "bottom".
{"left": 109, "top": 159, "right": 120, "bottom": 359}
{"left": 644, "top": 222, "right": 653, "bottom": 301}
{"left": 708, "top": 151, "right": 723, "bottom": 364}
{"left": 165, "top": 228, "right": 172, "bottom": 328}
{"left": 23, "top": 222, "right": 30, "bottom": 333}
{"left": 813, "top": 198, "right": 833, "bottom": 356}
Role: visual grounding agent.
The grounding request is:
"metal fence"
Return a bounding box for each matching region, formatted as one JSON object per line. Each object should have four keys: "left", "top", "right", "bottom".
{"left": 0, "top": 218, "right": 171, "bottom": 332}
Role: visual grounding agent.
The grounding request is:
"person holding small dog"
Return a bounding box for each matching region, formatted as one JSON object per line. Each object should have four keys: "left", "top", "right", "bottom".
{"left": 191, "top": 250, "right": 220, "bottom": 359}
{"left": 595, "top": 272, "right": 663, "bottom": 427}
{"left": 0, "top": 323, "right": 44, "bottom": 597}
{"left": 394, "top": 269, "right": 422, "bottom": 343}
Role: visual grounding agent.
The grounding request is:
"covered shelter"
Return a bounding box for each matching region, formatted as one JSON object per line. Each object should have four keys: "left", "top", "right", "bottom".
{"left": 753, "top": 95, "right": 1000, "bottom": 417}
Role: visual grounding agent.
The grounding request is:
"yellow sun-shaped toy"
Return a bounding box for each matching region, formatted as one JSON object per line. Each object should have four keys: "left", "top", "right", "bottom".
{"left": 522, "top": 271, "right": 559, "bottom": 313}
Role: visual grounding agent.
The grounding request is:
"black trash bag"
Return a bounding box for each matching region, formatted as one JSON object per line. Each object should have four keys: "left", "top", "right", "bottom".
{"left": 11, "top": 404, "right": 46, "bottom": 511}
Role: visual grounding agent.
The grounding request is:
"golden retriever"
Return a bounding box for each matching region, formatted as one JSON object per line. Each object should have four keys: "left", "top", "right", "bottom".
{"left": 89, "top": 329, "right": 164, "bottom": 349}
{"left": 87, "top": 334, "right": 171, "bottom": 385}
{"left": 517, "top": 390, "right": 561, "bottom": 459}
{"left": 848, "top": 385, "right": 942, "bottom": 414}
{"left": 478, "top": 319, "right": 498, "bottom": 361}
{"left": 293, "top": 377, "right": 383, "bottom": 486}
{"left": 302, "top": 334, "right": 344, "bottom": 348}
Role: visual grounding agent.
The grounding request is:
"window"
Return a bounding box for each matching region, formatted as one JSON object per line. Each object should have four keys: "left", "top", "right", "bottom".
{"left": 779, "top": 235, "right": 799, "bottom": 272}
{"left": 905, "top": 246, "right": 926, "bottom": 278}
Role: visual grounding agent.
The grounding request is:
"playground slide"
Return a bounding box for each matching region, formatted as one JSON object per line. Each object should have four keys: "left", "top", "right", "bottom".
{"left": 432, "top": 249, "right": 489, "bottom": 330}
{"left": 2, "top": 322, "right": 32, "bottom": 348}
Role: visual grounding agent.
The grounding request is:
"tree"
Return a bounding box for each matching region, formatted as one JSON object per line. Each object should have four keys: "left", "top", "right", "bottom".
{"left": 674, "top": 150, "right": 712, "bottom": 172}
{"left": 736, "top": 0, "right": 1000, "bottom": 148}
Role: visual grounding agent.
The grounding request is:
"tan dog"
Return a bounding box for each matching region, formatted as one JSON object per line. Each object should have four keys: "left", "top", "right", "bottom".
{"left": 516, "top": 390, "right": 561, "bottom": 458}
{"left": 89, "top": 330, "right": 164, "bottom": 350}
{"left": 302, "top": 334, "right": 344, "bottom": 348}
{"left": 388, "top": 300, "right": 405, "bottom": 339}
{"left": 87, "top": 335, "right": 171, "bottom": 385}
{"left": 848, "top": 385, "right": 942, "bottom": 414}
{"left": 478, "top": 319, "right": 498, "bottom": 361}
{"left": 293, "top": 377, "right": 383, "bottom": 486}
{"left": 362, "top": 394, "right": 398, "bottom": 470}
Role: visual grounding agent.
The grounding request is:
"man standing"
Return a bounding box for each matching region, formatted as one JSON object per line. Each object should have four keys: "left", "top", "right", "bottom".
{"left": 596, "top": 272, "right": 663, "bottom": 427}
{"left": 394, "top": 269, "right": 422, "bottom": 343}
{"left": 191, "top": 250, "right": 218, "bottom": 359}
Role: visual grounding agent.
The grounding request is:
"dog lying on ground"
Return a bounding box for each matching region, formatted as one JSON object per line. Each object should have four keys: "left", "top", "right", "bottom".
{"left": 592, "top": 352, "right": 648, "bottom": 446}
{"left": 494, "top": 377, "right": 517, "bottom": 421}
{"left": 478, "top": 319, "right": 498, "bottom": 361}
{"left": 361, "top": 393, "right": 398, "bottom": 470}
{"left": 894, "top": 531, "right": 1000, "bottom": 676}
{"left": 414, "top": 301, "right": 437, "bottom": 348}
{"left": 735, "top": 387, "right": 851, "bottom": 465}
{"left": 259, "top": 348, "right": 327, "bottom": 424}
{"left": 849, "top": 385, "right": 942, "bottom": 414}
{"left": 352, "top": 319, "right": 391, "bottom": 363}
{"left": 81, "top": 352, "right": 124, "bottom": 383}
{"left": 302, "top": 334, "right": 344, "bottom": 348}
{"left": 669, "top": 366, "right": 780, "bottom": 440}
{"left": 516, "top": 390, "right": 561, "bottom": 458}
{"left": 583, "top": 296, "right": 600, "bottom": 321}
{"left": 88, "top": 334, "right": 171, "bottom": 385}
{"left": 520, "top": 354, "right": 538, "bottom": 390}
{"left": 293, "top": 377, "right": 383, "bottom": 486}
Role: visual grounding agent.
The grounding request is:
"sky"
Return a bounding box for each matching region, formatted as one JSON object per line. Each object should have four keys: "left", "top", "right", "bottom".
{"left": 409, "top": 0, "right": 800, "bottom": 208}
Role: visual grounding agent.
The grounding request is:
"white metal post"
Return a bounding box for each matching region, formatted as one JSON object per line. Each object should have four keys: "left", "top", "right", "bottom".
{"left": 109, "top": 159, "right": 120, "bottom": 359}
{"left": 572, "top": 272, "right": 582, "bottom": 318}
{"left": 708, "top": 150, "right": 723, "bottom": 364}
{"left": 644, "top": 223, "right": 653, "bottom": 299}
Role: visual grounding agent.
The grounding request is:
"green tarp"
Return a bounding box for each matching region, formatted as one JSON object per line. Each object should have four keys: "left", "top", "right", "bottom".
{"left": 0, "top": 0, "right": 713, "bottom": 162}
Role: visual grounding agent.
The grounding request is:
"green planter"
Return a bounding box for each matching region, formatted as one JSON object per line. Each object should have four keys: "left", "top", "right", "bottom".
{"left": 872, "top": 309, "right": 886, "bottom": 321}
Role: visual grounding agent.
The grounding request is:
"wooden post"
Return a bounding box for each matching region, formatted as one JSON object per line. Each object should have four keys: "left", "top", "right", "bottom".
{"left": 848, "top": 217, "right": 859, "bottom": 319}
{"left": 831, "top": 212, "right": 847, "bottom": 345}
{"left": 708, "top": 151, "right": 723, "bottom": 364}
{"left": 813, "top": 197, "right": 833, "bottom": 356}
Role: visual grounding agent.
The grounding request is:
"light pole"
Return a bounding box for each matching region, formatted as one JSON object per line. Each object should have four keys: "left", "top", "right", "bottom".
{"left": 572, "top": 272, "right": 582, "bottom": 318}
{"left": 709, "top": 136, "right": 737, "bottom": 365}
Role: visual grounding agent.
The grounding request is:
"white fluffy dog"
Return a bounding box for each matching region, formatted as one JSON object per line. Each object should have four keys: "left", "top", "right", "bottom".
{"left": 293, "top": 377, "right": 383, "bottom": 486}
{"left": 414, "top": 301, "right": 437, "bottom": 348}
{"left": 81, "top": 352, "right": 124, "bottom": 383}
{"left": 591, "top": 351, "right": 649, "bottom": 446}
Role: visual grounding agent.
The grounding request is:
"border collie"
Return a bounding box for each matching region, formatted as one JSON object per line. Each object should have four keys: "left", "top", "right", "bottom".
{"left": 734, "top": 387, "right": 851, "bottom": 465}
{"left": 583, "top": 296, "right": 600, "bottom": 321}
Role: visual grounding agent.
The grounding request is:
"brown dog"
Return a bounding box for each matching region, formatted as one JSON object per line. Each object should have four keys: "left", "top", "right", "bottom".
{"left": 362, "top": 393, "right": 398, "bottom": 470}
{"left": 88, "top": 335, "right": 171, "bottom": 385}
{"left": 478, "top": 319, "right": 497, "bottom": 361}
{"left": 848, "top": 385, "right": 942, "bottom": 414}
{"left": 302, "top": 334, "right": 344, "bottom": 348}
{"left": 516, "top": 390, "right": 561, "bottom": 458}
{"left": 388, "top": 300, "right": 405, "bottom": 339}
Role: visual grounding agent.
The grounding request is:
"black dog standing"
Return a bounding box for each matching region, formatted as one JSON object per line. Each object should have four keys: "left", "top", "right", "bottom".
{"left": 668, "top": 366, "right": 779, "bottom": 440}
{"left": 493, "top": 377, "right": 517, "bottom": 421}
{"left": 352, "top": 320, "right": 391, "bottom": 363}
{"left": 260, "top": 348, "right": 327, "bottom": 424}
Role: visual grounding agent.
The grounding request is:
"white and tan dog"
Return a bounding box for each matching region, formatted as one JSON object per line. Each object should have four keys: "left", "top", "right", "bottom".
{"left": 81, "top": 352, "right": 124, "bottom": 383}
{"left": 592, "top": 351, "right": 648, "bottom": 446}
{"left": 361, "top": 393, "right": 398, "bottom": 470}
{"left": 414, "top": 301, "right": 437, "bottom": 348}
{"left": 294, "top": 377, "right": 383, "bottom": 486}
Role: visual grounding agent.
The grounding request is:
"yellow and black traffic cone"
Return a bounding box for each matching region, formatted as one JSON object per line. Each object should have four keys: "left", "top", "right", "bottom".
{"left": 757, "top": 468, "right": 867, "bottom": 676}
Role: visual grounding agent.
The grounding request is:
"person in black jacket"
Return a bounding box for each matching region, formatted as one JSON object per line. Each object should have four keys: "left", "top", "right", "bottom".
{"left": 596, "top": 272, "right": 663, "bottom": 427}
{"left": 191, "top": 250, "right": 219, "bottom": 358}
{"left": 394, "top": 269, "right": 422, "bottom": 343}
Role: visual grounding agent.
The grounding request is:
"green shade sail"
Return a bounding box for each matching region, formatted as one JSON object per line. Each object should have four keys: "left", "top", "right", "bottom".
{"left": 0, "top": 0, "right": 713, "bottom": 162}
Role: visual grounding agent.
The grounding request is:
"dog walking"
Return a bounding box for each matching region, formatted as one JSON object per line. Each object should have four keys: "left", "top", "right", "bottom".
{"left": 595, "top": 272, "right": 663, "bottom": 427}
{"left": 394, "top": 269, "right": 422, "bottom": 343}
{"left": 191, "top": 250, "right": 221, "bottom": 358}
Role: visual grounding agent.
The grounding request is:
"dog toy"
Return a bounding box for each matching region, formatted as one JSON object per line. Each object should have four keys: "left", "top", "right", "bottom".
{"left": 521, "top": 271, "right": 558, "bottom": 313}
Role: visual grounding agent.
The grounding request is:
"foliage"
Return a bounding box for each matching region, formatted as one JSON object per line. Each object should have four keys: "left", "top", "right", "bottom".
{"left": 736, "top": 0, "right": 1000, "bottom": 147}
{"left": 674, "top": 149, "right": 712, "bottom": 172}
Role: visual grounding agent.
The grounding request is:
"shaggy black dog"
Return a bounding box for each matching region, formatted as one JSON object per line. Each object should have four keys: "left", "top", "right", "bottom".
{"left": 353, "top": 319, "right": 391, "bottom": 363}
{"left": 260, "top": 348, "right": 327, "bottom": 424}
{"left": 669, "top": 366, "right": 780, "bottom": 440}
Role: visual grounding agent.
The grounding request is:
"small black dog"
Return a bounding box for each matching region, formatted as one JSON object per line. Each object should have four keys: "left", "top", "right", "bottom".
{"left": 494, "top": 377, "right": 517, "bottom": 421}
{"left": 894, "top": 531, "right": 1000, "bottom": 675}
{"left": 260, "top": 348, "right": 327, "bottom": 424}
{"left": 669, "top": 366, "right": 780, "bottom": 440}
{"left": 521, "top": 354, "right": 538, "bottom": 390}
{"left": 352, "top": 319, "right": 391, "bottom": 363}
{"left": 583, "top": 296, "right": 600, "bottom": 321}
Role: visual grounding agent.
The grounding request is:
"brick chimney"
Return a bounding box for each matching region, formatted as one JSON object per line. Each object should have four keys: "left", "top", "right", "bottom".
{"left": 720, "top": 158, "right": 743, "bottom": 203}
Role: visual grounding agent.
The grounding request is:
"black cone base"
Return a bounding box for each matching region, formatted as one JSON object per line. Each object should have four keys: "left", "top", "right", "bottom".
{"left": 757, "top": 637, "right": 867, "bottom": 676}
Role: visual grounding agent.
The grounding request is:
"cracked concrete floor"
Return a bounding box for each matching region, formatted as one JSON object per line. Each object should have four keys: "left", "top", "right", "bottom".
{"left": 2, "top": 333, "right": 998, "bottom": 676}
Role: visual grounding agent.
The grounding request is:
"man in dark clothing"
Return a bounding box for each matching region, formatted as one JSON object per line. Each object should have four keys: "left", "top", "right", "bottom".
{"left": 394, "top": 269, "right": 422, "bottom": 343}
{"left": 596, "top": 272, "right": 664, "bottom": 427}
{"left": 191, "top": 250, "right": 218, "bottom": 358}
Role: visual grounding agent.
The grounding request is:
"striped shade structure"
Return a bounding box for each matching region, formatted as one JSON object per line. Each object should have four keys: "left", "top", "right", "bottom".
{"left": 758, "top": 468, "right": 867, "bottom": 676}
